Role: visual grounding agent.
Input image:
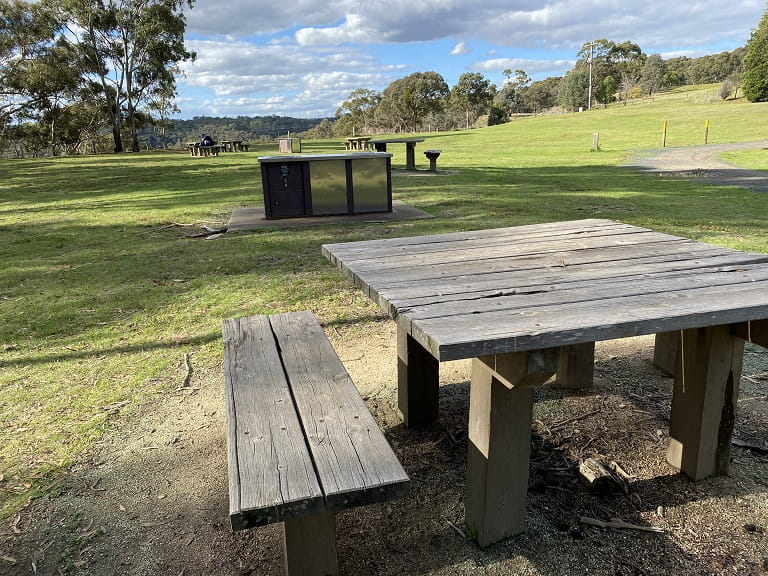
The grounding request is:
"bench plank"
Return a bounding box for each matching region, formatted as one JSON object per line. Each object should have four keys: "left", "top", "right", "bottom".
{"left": 223, "top": 315, "right": 324, "bottom": 530}
{"left": 270, "top": 311, "right": 410, "bottom": 509}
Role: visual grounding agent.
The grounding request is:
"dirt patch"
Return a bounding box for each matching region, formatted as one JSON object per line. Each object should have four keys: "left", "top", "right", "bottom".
{"left": 1, "top": 318, "right": 767, "bottom": 575}
{"left": 626, "top": 140, "right": 768, "bottom": 193}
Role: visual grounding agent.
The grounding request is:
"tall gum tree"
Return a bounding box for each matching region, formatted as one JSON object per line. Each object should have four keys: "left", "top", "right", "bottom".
{"left": 743, "top": 5, "right": 768, "bottom": 102}
{"left": 48, "top": 0, "right": 194, "bottom": 152}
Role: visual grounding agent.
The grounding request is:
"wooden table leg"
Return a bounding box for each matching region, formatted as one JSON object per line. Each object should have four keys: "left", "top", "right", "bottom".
{"left": 653, "top": 331, "right": 680, "bottom": 375}
{"left": 553, "top": 342, "right": 595, "bottom": 389}
{"left": 466, "top": 351, "right": 556, "bottom": 547}
{"left": 666, "top": 325, "right": 744, "bottom": 480}
{"left": 283, "top": 511, "right": 338, "bottom": 575}
{"left": 397, "top": 318, "right": 439, "bottom": 427}
{"left": 405, "top": 143, "right": 416, "bottom": 170}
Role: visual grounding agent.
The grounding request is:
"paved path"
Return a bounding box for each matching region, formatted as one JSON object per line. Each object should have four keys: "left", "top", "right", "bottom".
{"left": 626, "top": 140, "right": 768, "bottom": 193}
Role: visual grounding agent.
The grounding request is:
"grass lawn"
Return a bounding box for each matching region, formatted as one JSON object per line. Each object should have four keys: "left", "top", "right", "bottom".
{"left": 1, "top": 86, "right": 768, "bottom": 519}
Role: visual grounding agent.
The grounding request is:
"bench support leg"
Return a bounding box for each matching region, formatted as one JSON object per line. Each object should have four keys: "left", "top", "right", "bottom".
{"left": 553, "top": 342, "right": 595, "bottom": 389}
{"left": 397, "top": 318, "right": 439, "bottom": 427}
{"left": 466, "top": 356, "right": 536, "bottom": 547}
{"left": 283, "top": 511, "right": 338, "bottom": 576}
{"left": 666, "top": 325, "right": 744, "bottom": 480}
{"left": 654, "top": 331, "right": 680, "bottom": 375}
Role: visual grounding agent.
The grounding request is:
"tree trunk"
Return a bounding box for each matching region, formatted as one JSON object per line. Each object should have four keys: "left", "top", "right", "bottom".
{"left": 129, "top": 105, "right": 139, "bottom": 152}
{"left": 112, "top": 122, "right": 123, "bottom": 153}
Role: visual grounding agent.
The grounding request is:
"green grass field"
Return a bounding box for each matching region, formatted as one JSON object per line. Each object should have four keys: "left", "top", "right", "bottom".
{"left": 1, "top": 86, "right": 767, "bottom": 519}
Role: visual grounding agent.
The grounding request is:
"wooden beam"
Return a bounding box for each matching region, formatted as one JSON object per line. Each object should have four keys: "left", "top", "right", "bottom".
{"left": 553, "top": 342, "right": 595, "bottom": 389}
{"left": 283, "top": 511, "right": 338, "bottom": 576}
{"left": 731, "top": 319, "right": 768, "bottom": 349}
{"left": 476, "top": 348, "right": 558, "bottom": 389}
{"left": 397, "top": 317, "right": 439, "bottom": 427}
{"left": 666, "top": 325, "right": 744, "bottom": 480}
{"left": 653, "top": 331, "right": 680, "bottom": 375}
{"left": 466, "top": 358, "right": 534, "bottom": 547}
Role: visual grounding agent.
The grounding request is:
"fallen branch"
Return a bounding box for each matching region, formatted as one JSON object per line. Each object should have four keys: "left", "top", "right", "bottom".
{"left": 579, "top": 516, "right": 664, "bottom": 533}
{"left": 732, "top": 438, "right": 768, "bottom": 454}
{"left": 550, "top": 407, "right": 602, "bottom": 431}
{"left": 181, "top": 353, "right": 192, "bottom": 388}
{"left": 447, "top": 520, "right": 467, "bottom": 539}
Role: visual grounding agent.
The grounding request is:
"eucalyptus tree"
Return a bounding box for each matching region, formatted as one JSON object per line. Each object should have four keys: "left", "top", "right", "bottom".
{"left": 49, "top": 0, "right": 195, "bottom": 152}
{"left": 1, "top": 1, "right": 54, "bottom": 124}
{"left": 0, "top": 0, "right": 86, "bottom": 153}
{"left": 640, "top": 53, "right": 665, "bottom": 96}
{"left": 378, "top": 71, "right": 449, "bottom": 133}
{"left": 335, "top": 88, "right": 381, "bottom": 134}
{"left": 744, "top": 5, "right": 768, "bottom": 102}
{"left": 450, "top": 72, "right": 493, "bottom": 129}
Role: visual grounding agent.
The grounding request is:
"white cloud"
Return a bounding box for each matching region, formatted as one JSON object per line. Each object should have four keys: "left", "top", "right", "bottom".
{"left": 176, "top": 1, "right": 764, "bottom": 117}
{"left": 178, "top": 38, "right": 393, "bottom": 117}
{"left": 184, "top": 0, "right": 351, "bottom": 38}
{"left": 451, "top": 41, "right": 470, "bottom": 56}
{"left": 234, "top": 0, "right": 760, "bottom": 49}
{"left": 474, "top": 57, "right": 575, "bottom": 78}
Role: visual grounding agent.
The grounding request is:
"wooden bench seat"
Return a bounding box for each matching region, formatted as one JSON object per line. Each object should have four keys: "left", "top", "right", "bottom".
{"left": 222, "top": 311, "right": 409, "bottom": 576}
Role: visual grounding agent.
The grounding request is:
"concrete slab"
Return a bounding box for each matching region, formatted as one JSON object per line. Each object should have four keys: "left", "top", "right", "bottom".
{"left": 227, "top": 200, "right": 433, "bottom": 231}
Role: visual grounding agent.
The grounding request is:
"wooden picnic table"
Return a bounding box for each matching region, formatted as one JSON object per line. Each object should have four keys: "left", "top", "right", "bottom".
{"left": 322, "top": 218, "right": 768, "bottom": 546}
{"left": 220, "top": 140, "right": 245, "bottom": 152}
{"left": 187, "top": 142, "right": 222, "bottom": 156}
{"left": 366, "top": 138, "right": 425, "bottom": 169}
{"left": 344, "top": 136, "right": 371, "bottom": 151}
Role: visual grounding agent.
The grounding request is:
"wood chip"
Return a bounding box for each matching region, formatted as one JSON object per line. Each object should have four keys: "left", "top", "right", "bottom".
{"left": 1, "top": 555, "right": 17, "bottom": 565}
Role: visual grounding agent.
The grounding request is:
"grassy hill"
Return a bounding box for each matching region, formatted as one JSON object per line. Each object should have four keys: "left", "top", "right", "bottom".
{"left": 0, "top": 86, "right": 767, "bottom": 520}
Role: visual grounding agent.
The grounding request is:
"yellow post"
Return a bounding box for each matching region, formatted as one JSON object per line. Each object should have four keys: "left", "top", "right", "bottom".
{"left": 704, "top": 119, "right": 710, "bottom": 144}
{"left": 662, "top": 121, "right": 667, "bottom": 147}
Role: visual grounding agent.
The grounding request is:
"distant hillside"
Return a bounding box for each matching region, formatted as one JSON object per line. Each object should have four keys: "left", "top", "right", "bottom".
{"left": 139, "top": 115, "right": 330, "bottom": 149}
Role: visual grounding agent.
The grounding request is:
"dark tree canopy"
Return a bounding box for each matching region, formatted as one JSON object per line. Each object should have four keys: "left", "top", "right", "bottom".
{"left": 743, "top": 6, "right": 768, "bottom": 102}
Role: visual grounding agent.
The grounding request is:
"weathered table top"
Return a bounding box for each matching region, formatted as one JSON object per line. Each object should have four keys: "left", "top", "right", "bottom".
{"left": 367, "top": 138, "right": 425, "bottom": 144}
{"left": 322, "top": 218, "right": 768, "bottom": 361}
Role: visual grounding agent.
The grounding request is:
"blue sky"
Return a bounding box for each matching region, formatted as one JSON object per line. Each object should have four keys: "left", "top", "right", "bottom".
{"left": 175, "top": 1, "right": 765, "bottom": 119}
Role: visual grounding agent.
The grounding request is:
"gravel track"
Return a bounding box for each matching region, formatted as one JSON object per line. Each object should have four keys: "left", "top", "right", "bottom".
{"left": 626, "top": 140, "right": 768, "bottom": 192}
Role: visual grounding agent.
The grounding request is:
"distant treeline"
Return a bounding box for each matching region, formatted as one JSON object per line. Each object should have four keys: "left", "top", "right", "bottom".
{"left": 325, "top": 44, "right": 749, "bottom": 136}
{"left": 138, "top": 115, "right": 332, "bottom": 149}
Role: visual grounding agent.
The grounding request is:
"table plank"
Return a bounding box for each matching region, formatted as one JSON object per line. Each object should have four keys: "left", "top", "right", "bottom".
{"left": 322, "top": 218, "right": 623, "bottom": 261}
{"left": 410, "top": 278, "right": 768, "bottom": 360}
{"left": 394, "top": 260, "right": 768, "bottom": 321}
{"left": 325, "top": 222, "right": 667, "bottom": 273}
{"left": 374, "top": 250, "right": 766, "bottom": 316}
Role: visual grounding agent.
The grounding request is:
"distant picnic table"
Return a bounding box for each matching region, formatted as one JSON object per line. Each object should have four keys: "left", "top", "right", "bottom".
{"left": 344, "top": 136, "right": 371, "bottom": 151}
{"left": 220, "top": 140, "right": 249, "bottom": 152}
{"left": 187, "top": 142, "right": 223, "bottom": 156}
{"left": 367, "top": 138, "right": 425, "bottom": 169}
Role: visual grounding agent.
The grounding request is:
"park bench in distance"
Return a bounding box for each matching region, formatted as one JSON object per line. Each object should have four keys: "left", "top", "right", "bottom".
{"left": 222, "top": 311, "right": 410, "bottom": 575}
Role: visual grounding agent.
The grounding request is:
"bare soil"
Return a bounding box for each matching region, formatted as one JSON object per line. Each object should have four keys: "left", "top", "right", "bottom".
{"left": 2, "top": 144, "right": 767, "bottom": 575}
{"left": 1, "top": 318, "right": 766, "bottom": 576}
{"left": 626, "top": 140, "right": 768, "bottom": 193}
